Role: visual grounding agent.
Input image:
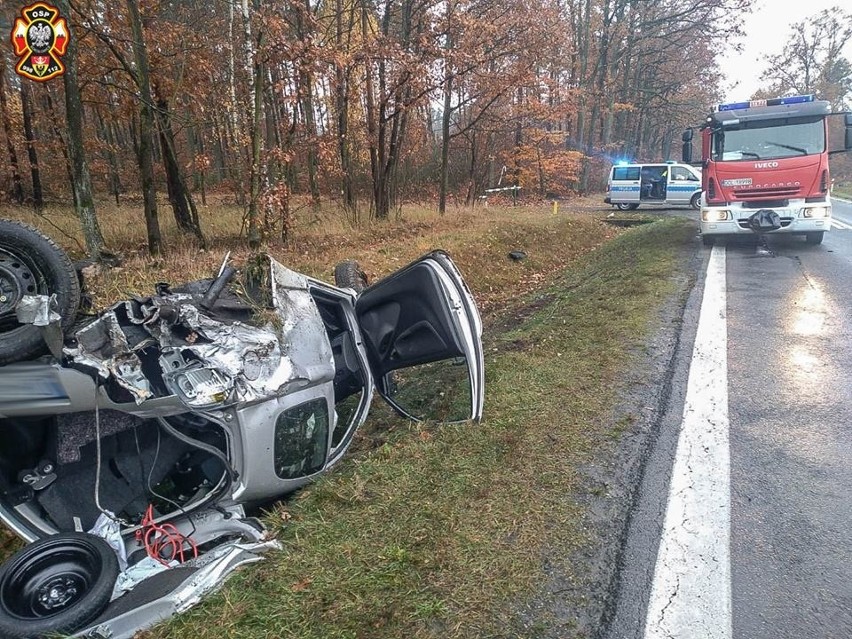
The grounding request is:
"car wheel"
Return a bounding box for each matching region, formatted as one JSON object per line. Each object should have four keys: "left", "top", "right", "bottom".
{"left": 690, "top": 193, "right": 701, "bottom": 210}
{"left": 0, "top": 220, "right": 80, "bottom": 365}
{"left": 334, "top": 260, "right": 368, "bottom": 294}
{"left": 0, "top": 532, "right": 119, "bottom": 639}
{"left": 615, "top": 202, "right": 639, "bottom": 211}
{"left": 805, "top": 232, "right": 824, "bottom": 245}
{"left": 702, "top": 234, "right": 714, "bottom": 247}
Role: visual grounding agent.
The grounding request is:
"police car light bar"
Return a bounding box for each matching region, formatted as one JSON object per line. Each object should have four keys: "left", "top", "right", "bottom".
{"left": 715, "top": 95, "right": 814, "bottom": 112}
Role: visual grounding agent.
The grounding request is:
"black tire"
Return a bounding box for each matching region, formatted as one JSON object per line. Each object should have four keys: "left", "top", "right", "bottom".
{"left": 0, "top": 532, "right": 119, "bottom": 638}
{"left": 805, "top": 231, "right": 824, "bottom": 245}
{"left": 702, "top": 234, "right": 714, "bottom": 247}
{"left": 690, "top": 192, "right": 701, "bottom": 210}
{"left": 334, "top": 259, "right": 368, "bottom": 294}
{"left": 616, "top": 202, "right": 639, "bottom": 211}
{"left": 0, "top": 220, "right": 80, "bottom": 365}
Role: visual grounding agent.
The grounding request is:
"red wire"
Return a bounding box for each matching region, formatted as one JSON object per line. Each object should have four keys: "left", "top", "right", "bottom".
{"left": 137, "top": 504, "right": 199, "bottom": 566}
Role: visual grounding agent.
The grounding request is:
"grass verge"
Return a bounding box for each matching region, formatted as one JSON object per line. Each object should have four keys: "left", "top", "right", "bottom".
{"left": 833, "top": 185, "right": 852, "bottom": 200}
{"left": 132, "top": 216, "right": 698, "bottom": 639}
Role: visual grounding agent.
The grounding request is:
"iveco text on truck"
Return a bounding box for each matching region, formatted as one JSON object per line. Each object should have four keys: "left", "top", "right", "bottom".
{"left": 682, "top": 95, "right": 852, "bottom": 246}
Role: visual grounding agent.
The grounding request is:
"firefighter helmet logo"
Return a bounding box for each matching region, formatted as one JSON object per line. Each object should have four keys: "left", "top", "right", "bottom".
{"left": 11, "top": 3, "right": 69, "bottom": 82}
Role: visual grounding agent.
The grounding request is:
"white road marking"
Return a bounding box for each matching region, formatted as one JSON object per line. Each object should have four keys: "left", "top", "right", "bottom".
{"left": 644, "top": 245, "right": 731, "bottom": 639}
{"left": 830, "top": 219, "right": 852, "bottom": 230}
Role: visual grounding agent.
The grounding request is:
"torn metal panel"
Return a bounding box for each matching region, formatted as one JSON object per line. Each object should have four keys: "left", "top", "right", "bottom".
{"left": 65, "top": 312, "right": 152, "bottom": 403}
{"left": 71, "top": 540, "right": 281, "bottom": 639}
{"left": 268, "top": 258, "right": 335, "bottom": 389}
{"left": 15, "top": 294, "right": 61, "bottom": 327}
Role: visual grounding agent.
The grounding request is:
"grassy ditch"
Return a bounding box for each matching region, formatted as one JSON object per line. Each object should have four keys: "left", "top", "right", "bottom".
{"left": 136, "top": 216, "right": 698, "bottom": 639}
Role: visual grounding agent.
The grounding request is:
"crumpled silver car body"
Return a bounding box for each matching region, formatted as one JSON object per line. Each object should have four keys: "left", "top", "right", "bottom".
{"left": 0, "top": 251, "right": 484, "bottom": 639}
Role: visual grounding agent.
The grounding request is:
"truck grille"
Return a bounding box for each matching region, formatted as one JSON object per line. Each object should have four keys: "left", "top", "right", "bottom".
{"left": 737, "top": 217, "right": 793, "bottom": 230}
{"left": 731, "top": 186, "right": 800, "bottom": 199}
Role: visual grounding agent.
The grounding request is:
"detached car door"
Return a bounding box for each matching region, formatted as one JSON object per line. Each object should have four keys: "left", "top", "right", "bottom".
{"left": 355, "top": 251, "right": 484, "bottom": 423}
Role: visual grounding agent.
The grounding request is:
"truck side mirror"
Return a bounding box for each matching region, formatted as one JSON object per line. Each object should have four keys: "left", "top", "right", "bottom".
{"left": 846, "top": 113, "right": 852, "bottom": 150}
{"left": 681, "top": 129, "right": 693, "bottom": 163}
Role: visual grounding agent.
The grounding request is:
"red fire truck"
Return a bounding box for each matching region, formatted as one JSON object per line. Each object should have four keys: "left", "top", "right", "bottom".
{"left": 682, "top": 95, "right": 852, "bottom": 246}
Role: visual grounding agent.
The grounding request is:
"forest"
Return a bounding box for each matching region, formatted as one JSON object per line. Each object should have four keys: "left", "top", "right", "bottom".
{"left": 0, "top": 0, "right": 850, "bottom": 258}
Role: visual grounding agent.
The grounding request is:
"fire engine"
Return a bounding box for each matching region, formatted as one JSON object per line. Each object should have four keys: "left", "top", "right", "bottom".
{"left": 682, "top": 95, "right": 852, "bottom": 245}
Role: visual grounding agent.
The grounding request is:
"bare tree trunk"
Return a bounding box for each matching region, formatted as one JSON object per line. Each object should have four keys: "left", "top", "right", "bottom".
{"left": 242, "top": 0, "right": 264, "bottom": 248}
{"left": 0, "top": 60, "right": 24, "bottom": 204}
{"left": 296, "top": 0, "right": 320, "bottom": 209}
{"left": 465, "top": 129, "right": 478, "bottom": 205}
{"left": 363, "top": 2, "right": 380, "bottom": 219}
{"left": 298, "top": 67, "right": 321, "bottom": 208}
{"left": 438, "top": 2, "right": 454, "bottom": 215}
{"left": 54, "top": 0, "right": 107, "bottom": 259}
{"left": 368, "top": 0, "right": 415, "bottom": 220}
{"left": 94, "top": 107, "right": 121, "bottom": 206}
{"left": 187, "top": 126, "right": 208, "bottom": 205}
{"left": 154, "top": 93, "right": 206, "bottom": 246}
{"left": 126, "top": 0, "right": 163, "bottom": 256}
{"left": 20, "top": 81, "right": 43, "bottom": 210}
{"left": 227, "top": 0, "right": 246, "bottom": 207}
{"left": 41, "top": 86, "right": 75, "bottom": 201}
{"left": 335, "top": 0, "right": 356, "bottom": 214}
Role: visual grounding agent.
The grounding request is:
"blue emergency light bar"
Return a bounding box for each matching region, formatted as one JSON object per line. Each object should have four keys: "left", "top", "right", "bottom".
{"left": 715, "top": 95, "right": 814, "bottom": 112}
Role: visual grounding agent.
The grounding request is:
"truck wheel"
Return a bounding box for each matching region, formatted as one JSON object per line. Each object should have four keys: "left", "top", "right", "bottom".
{"left": 334, "top": 260, "right": 368, "bottom": 294}
{"left": 690, "top": 193, "right": 701, "bottom": 210}
{"left": 615, "top": 203, "right": 639, "bottom": 211}
{"left": 805, "top": 232, "right": 824, "bottom": 245}
{"left": 0, "top": 220, "right": 80, "bottom": 365}
{"left": 0, "top": 532, "right": 119, "bottom": 639}
{"left": 702, "top": 234, "right": 714, "bottom": 247}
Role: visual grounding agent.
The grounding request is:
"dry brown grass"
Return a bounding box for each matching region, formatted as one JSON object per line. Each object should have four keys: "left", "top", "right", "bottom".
{"left": 1, "top": 196, "right": 619, "bottom": 317}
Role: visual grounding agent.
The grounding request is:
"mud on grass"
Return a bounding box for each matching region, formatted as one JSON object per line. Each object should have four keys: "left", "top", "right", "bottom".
{"left": 137, "top": 217, "right": 698, "bottom": 639}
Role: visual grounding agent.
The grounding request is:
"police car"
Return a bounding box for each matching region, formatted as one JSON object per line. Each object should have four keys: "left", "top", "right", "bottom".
{"left": 605, "top": 161, "right": 702, "bottom": 211}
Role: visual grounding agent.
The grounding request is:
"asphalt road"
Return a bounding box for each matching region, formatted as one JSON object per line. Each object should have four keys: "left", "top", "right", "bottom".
{"left": 606, "top": 197, "right": 852, "bottom": 639}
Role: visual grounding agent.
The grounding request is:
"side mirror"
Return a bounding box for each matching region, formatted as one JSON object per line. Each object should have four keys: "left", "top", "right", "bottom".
{"left": 846, "top": 113, "right": 852, "bottom": 150}
{"left": 681, "top": 129, "right": 694, "bottom": 163}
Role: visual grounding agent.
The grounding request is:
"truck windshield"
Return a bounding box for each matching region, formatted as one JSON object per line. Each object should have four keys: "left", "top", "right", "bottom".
{"left": 711, "top": 116, "right": 825, "bottom": 161}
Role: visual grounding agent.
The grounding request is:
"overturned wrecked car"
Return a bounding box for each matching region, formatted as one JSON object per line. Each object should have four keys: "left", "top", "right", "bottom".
{"left": 0, "top": 219, "right": 484, "bottom": 638}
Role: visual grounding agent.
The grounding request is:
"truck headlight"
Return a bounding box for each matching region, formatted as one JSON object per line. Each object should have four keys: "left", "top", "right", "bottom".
{"left": 701, "top": 210, "right": 729, "bottom": 222}
{"left": 801, "top": 207, "right": 828, "bottom": 218}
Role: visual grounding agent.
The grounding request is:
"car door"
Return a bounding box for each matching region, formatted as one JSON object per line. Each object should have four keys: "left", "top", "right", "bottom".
{"left": 667, "top": 165, "right": 700, "bottom": 204}
{"left": 611, "top": 165, "right": 641, "bottom": 205}
{"left": 355, "top": 251, "right": 484, "bottom": 423}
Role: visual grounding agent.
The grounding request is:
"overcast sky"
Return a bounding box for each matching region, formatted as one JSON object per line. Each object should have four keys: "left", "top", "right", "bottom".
{"left": 717, "top": 0, "right": 852, "bottom": 102}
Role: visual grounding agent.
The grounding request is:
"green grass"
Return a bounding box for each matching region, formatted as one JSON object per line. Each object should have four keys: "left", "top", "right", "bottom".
{"left": 833, "top": 185, "right": 852, "bottom": 200}
{"left": 142, "top": 217, "right": 697, "bottom": 639}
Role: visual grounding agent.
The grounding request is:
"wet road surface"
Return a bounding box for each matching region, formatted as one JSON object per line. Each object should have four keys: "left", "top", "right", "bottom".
{"left": 607, "top": 198, "right": 852, "bottom": 639}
